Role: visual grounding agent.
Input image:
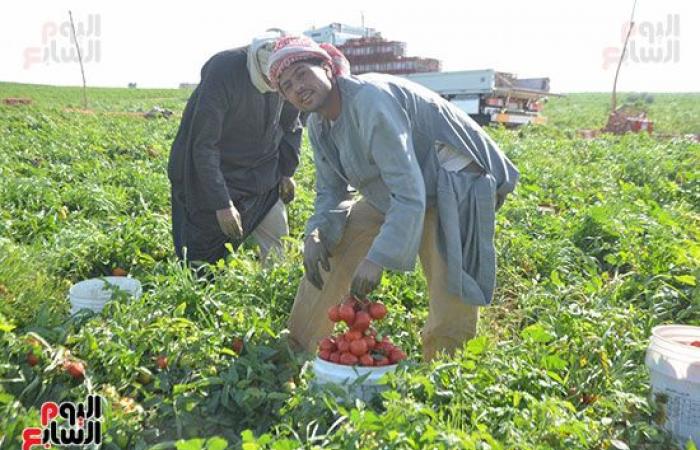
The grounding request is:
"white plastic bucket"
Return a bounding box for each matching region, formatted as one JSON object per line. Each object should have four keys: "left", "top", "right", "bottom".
{"left": 69, "top": 277, "right": 142, "bottom": 315}
{"left": 645, "top": 325, "right": 700, "bottom": 446}
{"left": 312, "top": 357, "right": 398, "bottom": 401}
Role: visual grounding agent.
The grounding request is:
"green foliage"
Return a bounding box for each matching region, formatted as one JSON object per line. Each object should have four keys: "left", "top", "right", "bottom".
{"left": 0, "top": 83, "right": 698, "bottom": 449}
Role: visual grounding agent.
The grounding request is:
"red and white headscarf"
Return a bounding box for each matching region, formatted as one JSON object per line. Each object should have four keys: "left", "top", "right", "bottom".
{"left": 266, "top": 35, "right": 350, "bottom": 90}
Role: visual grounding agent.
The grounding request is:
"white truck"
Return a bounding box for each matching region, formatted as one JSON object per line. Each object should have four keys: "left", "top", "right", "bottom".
{"left": 403, "top": 69, "right": 552, "bottom": 127}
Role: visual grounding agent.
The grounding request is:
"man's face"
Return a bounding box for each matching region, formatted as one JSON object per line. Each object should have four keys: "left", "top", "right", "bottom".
{"left": 278, "top": 61, "right": 332, "bottom": 112}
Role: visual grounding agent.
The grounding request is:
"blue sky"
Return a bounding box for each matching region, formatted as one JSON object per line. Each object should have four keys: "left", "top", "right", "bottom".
{"left": 2, "top": 0, "right": 697, "bottom": 92}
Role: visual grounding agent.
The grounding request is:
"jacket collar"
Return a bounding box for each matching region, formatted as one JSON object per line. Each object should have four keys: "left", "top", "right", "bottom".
{"left": 336, "top": 75, "right": 364, "bottom": 106}
{"left": 311, "top": 75, "right": 364, "bottom": 138}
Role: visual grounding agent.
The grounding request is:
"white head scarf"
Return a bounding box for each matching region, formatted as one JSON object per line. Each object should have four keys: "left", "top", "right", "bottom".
{"left": 247, "top": 29, "right": 286, "bottom": 93}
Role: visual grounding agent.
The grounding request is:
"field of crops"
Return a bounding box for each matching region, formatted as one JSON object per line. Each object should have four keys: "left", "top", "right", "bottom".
{"left": 0, "top": 82, "right": 698, "bottom": 449}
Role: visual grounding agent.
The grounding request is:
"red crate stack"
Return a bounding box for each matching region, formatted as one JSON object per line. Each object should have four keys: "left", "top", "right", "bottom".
{"left": 338, "top": 36, "right": 441, "bottom": 75}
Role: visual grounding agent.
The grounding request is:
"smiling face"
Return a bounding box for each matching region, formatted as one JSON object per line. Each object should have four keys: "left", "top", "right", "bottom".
{"left": 277, "top": 61, "right": 333, "bottom": 113}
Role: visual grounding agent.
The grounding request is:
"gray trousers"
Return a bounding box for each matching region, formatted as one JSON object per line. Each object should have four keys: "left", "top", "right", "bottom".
{"left": 249, "top": 199, "right": 289, "bottom": 263}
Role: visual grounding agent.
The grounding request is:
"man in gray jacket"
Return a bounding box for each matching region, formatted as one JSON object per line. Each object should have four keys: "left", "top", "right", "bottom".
{"left": 267, "top": 36, "right": 519, "bottom": 360}
{"left": 168, "top": 32, "right": 302, "bottom": 264}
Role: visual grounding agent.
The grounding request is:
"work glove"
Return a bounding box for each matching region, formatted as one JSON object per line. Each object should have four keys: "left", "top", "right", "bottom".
{"left": 279, "top": 176, "right": 296, "bottom": 204}
{"left": 350, "top": 258, "right": 384, "bottom": 298}
{"left": 215, "top": 201, "right": 243, "bottom": 239}
{"left": 304, "top": 228, "right": 330, "bottom": 290}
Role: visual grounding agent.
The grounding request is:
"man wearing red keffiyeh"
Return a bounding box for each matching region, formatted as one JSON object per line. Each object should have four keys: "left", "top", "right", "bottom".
{"left": 270, "top": 36, "right": 519, "bottom": 361}
{"left": 267, "top": 36, "right": 350, "bottom": 90}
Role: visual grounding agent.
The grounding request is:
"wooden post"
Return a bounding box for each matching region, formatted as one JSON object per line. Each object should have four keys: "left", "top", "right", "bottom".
{"left": 68, "top": 10, "right": 88, "bottom": 109}
{"left": 611, "top": 0, "right": 638, "bottom": 114}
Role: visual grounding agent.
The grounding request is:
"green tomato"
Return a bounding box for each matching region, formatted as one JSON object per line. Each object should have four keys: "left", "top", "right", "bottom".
{"left": 136, "top": 367, "right": 153, "bottom": 384}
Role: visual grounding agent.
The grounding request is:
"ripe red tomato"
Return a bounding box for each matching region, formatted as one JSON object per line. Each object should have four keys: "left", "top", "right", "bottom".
{"left": 339, "top": 352, "right": 359, "bottom": 366}
{"left": 379, "top": 340, "right": 394, "bottom": 354}
{"left": 345, "top": 330, "right": 363, "bottom": 342}
{"left": 319, "top": 337, "right": 336, "bottom": 352}
{"left": 581, "top": 393, "right": 598, "bottom": 405}
{"left": 65, "top": 361, "right": 85, "bottom": 379}
{"left": 328, "top": 305, "right": 341, "bottom": 322}
{"left": 359, "top": 354, "right": 374, "bottom": 366}
{"left": 342, "top": 295, "right": 358, "bottom": 309}
{"left": 231, "top": 338, "right": 244, "bottom": 354}
{"left": 389, "top": 348, "right": 407, "bottom": 363}
{"left": 329, "top": 352, "right": 341, "bottom": 363}
{"left": 156, "top": 355, "right": 168, "bottom": 370}
{"left": 369, "top": 302, "right": 387, "bottom": 320}
{"left": 363, "top": 336, "right": 376, "bottom": 351}
{"left": 339, "top": 305, "right": 355, "bottom": 326}
{"left": 318, "top": 350, "right": 331, "bottom": 361}
{"left": 27, "top": 352, "right": 39, "bottom": 367}
{"left": 374, "top": 356, "right": 390, "bottom": 367}
{"left": 337, "top": 339, "right": 350, "bottom": 353}
{"left": 352, "top": 311, "right": 371, "bottom": 332}
{"left": 350, "top": 339, "right": 368, "bottom": 357}
{"left": 112, "top": 267, "right": 128, "bottom": 277}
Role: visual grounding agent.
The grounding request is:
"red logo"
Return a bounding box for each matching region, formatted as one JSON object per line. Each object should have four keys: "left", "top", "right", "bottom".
{"left": 22, "top": 395, "right": 103, "bottom": 449}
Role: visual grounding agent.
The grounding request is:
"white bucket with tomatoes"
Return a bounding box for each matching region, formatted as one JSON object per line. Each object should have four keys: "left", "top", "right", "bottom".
{"left": 312, "top": 357, "right": 397, "bottom": 401}
{"left": 645, "top": 325, "right": 700, "bottom": 447}
{"left": 311, "top": 295, "right": 407, "bottom": 401}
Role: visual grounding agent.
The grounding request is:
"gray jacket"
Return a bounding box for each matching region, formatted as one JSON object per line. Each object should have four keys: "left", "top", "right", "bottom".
{"left": 306, "top": 74, "right": 519, "bottom": 305}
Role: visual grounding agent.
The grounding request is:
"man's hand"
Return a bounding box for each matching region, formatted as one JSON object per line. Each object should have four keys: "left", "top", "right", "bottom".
{"left": 303, "top": 228, "right": 330, "bottom": 290}
{"left": 216, "top": 201, "right": 243, "bottom": 239}
{"left": 350, "top": 259, "right": 384, "bottom": 298}
{"left": 279, "top": 176, "right": 296, "bottom": 204}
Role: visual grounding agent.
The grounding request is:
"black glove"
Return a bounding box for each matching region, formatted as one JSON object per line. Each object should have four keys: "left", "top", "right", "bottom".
{"left": 350, "top": 258, "right": 383, "bottom": 298}
{"left": 303, "top": 228, "right": 330, "bottom": 290}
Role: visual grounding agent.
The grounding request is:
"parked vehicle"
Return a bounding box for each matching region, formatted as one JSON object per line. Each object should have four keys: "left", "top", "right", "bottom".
{"left": 404, "top": 69, "right": 553, "bottom": 126}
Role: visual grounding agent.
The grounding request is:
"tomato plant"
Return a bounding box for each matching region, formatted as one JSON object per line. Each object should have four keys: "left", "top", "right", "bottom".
{"left": 0, "top": 83, "right": 697, "bottom": 449}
